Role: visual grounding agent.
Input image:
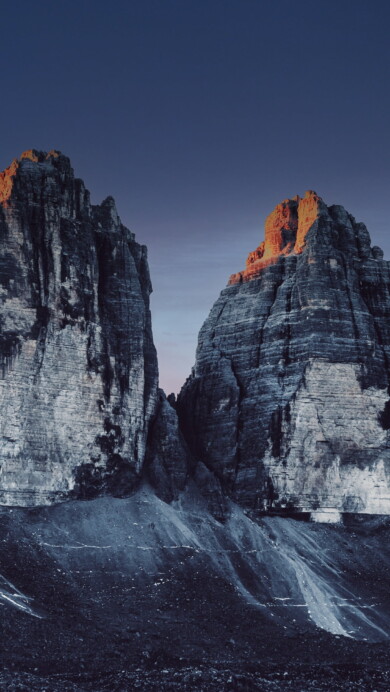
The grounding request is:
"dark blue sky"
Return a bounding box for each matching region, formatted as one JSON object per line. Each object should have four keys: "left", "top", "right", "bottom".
{"left": 1, "top": 0, "right": 389, "bottom": 392}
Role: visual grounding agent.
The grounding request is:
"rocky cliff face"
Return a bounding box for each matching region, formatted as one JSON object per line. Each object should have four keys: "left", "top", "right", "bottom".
{"left": 3, "top": 156, "right": 390, "bottom": 521}
{"left": 178, "top": 191, "right": 390, "bottom": 519}
{"left": 0, "top": 150, "right": 160, "bottom": 505}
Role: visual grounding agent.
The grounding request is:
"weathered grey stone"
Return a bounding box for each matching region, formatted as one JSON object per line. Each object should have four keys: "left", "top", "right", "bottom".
{"left": 146, "top": 389, "right": 189, "bottom": 502}
{"left": 193, "top": 461, "right": 230, "bottom": 522}
{"left": 0, "top": 150, "right": 159, "bottom": 505}
{"left": 178, "top": 191, "right": 390, "bottom": 517}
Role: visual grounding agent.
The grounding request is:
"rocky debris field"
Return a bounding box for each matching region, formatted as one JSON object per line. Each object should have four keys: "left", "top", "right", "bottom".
{"left": 2, "top": 663, "right": 390, "bottom": 691}
{"left": 1, "top": 491, "right": 390, "bottom": 690}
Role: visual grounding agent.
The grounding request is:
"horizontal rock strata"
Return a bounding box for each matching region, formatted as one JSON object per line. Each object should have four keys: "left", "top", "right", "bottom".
{"left": 178, "top": 191, "right": 390, "bottom": 517}
{"left": 0, "top": 150, "right": 159, "bottom": 505}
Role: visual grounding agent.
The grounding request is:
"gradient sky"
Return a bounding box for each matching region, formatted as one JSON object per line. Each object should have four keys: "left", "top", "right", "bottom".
{"left": 0, "top": 0, "right": 389, "bottom": 392}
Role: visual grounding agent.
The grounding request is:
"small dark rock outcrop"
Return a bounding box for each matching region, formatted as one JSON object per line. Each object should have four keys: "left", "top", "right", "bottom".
{"left": 146, "top": 389, "right": 189, "bottom": 502}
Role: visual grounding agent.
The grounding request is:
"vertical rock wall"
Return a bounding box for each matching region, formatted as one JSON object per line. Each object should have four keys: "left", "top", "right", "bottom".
{"left": 178, "top": 191, "right": 390, "bottom": 517}
{"left": 0, "top": 150, "right": 159, "bottom": 505}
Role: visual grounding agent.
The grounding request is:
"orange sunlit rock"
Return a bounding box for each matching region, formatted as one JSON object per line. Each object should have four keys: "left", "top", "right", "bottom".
{"left": 245, "top": 241, "right": 265, "bottom": 267}
{"left": 229, "top": 256, "right": 283, "bottom": 284}
{"left": 263, "top": 198, "right": 298, "bottom": 259}
{"left": 0, "top": 150, "right": 63, "bottom": 208}
{"left": 0, "top": 159, "right": 19, "bottom": 207}
{"left": 295, "top": 190, "right": 321, "bottom": 253}
{"left": 229, "top": 190, "right": 322, "bottom": 285}
{"left": 20, "top": 149, "right": 41, "bottom": 163}
{"left": 46, "top": 150, "right": 61, "bottom": 159}
{"left": 20, "top": 149, "right": 61, "bottom": 163}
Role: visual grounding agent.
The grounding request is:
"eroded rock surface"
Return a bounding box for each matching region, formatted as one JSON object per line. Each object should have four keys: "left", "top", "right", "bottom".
{"left": 145, "top": 390, "right": 189, "bottom": 503}
{"left": 0, "top": 150, "right": 159, "bottom": 505}
{"left": 178, "top": 191, "right": 390, "bottom": 516}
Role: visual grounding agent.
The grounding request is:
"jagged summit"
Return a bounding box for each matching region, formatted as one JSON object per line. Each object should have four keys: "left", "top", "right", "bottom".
{"left": 229, "top": 190, "right": 384, "bottom": 284}
{"left": 0, "top": 151, "right": 136, "bottom": 243}
{"left": 19, "top": 148, "right": 62, "bottom": 162}
{"left": 0, "top": 149, "right": 76, "bottom": 208}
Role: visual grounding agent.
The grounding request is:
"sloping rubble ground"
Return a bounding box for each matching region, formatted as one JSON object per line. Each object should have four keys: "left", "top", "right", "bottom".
{"left": 1, "top": 487, "right": 389, "bottom": 689}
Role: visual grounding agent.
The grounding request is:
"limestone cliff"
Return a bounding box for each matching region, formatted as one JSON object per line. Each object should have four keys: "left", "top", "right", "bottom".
{"left": 178, "top": 191, "right": 390, "bottom": 519}
{"left": 0, "top": 150, "right": 160, "bottom": 505}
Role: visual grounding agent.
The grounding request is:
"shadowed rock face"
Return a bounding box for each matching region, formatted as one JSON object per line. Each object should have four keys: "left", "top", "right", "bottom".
{"left": 145, "top": 390, "right": 189, "bottom": 503}
{"left": 0, "top": 150, "right": 159, "bottom": 505}
{"left": 177, "top": 192, "right": 390, "bottom": 517}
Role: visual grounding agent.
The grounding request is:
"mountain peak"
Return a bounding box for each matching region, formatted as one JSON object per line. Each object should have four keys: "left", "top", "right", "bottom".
{"left": 19, "top": 149, "right": 62, "bottom": 163}
{"left": 229, "top": 192, "right": 368, "bottom": 284}
{"left": 0, "top": 150, "right": 71, "bottom": 207}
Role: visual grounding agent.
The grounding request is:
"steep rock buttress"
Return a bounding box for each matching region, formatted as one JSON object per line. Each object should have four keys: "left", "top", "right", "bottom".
{"left": 0, "top": 150, "right": 163, "bottom": 505}
{"left": 178, "top": 191, "right": 390, "bottom": 519}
